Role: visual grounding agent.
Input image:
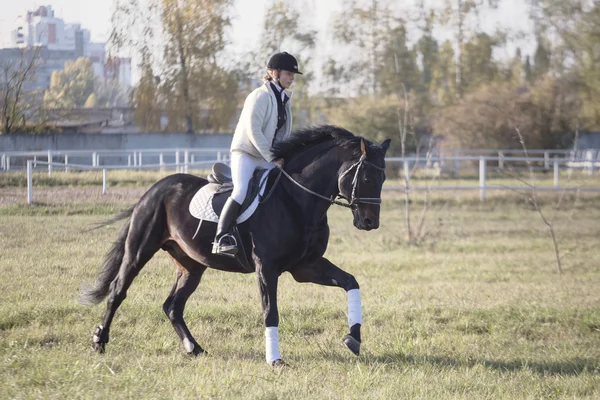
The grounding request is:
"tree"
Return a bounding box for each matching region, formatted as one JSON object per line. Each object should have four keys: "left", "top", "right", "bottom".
{"left": 505, "top": 48, "right": 524, "bottom": 86}
{"left": 436, "top": 0, "right": 501, "bottom": 98}
{"left": 323, "top": 95, "right": 415, "bottom": 154}
{"left": 430, "top": 40, "right": 457, "bottom": 106}
{"left": 434, "top": 78, "right": 580, "bottom": 150}
{"left": 461, "top": 32, "right": 500, "bottom": 91}
{"left": 84, "top": 93, "right": 98, "bottom": 108}
{"left": 532, "top": 39, "right": 551, "bottom": 80}
{"left": 376, "top": 20, "right": 421, "bottom": 96}
{"left": 160, "top": 0, "right": 233, "bottom": 133}
{"left": 331, "top": 0, "right": 395, "bottom": 95}
{"left": 95, "top": 80, "right": 129, "bottom": 108}
{"left": 524, "top": 55, "right": 533, "bottom": 83}
{"left": 257, "top": 0, "right": 318, "bottom": 127}
{"left": 529, "top": 0, "right": 600, "bottom": 129}
{"left": 416, "top": 11, "right": 439, "bottom": 89}
{"left": 0, "top": 47, "right": 42, "bottom": 134}
{"left": 44, "top": 57, "right": 97, "bottom": 108}
{"left": 131, "top": 57, "right": 161, "bottom": 132}
{"left": 111, "top": 0, "right": 235, "bottom": 133}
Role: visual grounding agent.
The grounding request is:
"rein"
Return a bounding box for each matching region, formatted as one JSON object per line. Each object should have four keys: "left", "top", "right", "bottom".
{"left": 277, "top": 155, "right": 386, "bottom": 210}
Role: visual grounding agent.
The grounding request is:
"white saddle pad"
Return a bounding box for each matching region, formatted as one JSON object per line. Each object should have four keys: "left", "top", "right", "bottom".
{"left": 189, "top": 169, "right": 271, "bottom": 224}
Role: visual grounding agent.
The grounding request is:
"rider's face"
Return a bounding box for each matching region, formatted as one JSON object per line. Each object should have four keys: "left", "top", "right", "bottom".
{"left": 275, "top": 70, "right": 295, "bottom": 89}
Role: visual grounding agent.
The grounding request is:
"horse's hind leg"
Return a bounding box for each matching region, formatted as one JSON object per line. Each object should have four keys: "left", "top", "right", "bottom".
{"left": 93, "top": 209, "right": 165, "bottom": 353}
{"left": 289, "top": 257, "right": 362, "bottom": 356}
{"left": 163, "top": 246, "right": 207, "bottom": 355}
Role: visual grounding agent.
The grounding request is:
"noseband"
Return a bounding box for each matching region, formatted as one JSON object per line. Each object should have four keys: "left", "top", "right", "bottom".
{"left": 278, "top": 154, "right": 386, "bottom": 210}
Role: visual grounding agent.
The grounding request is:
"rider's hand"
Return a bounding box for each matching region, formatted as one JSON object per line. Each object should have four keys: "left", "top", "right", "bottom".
{"left": 273, "top": 158, "right": 285, "bottom": 169}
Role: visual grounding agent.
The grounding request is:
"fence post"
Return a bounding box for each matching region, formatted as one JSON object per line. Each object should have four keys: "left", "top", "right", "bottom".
{"left": 6, "top": 156, "right": 9, "bottom": 171}
{"left": 139, "top": 151, "right": 143, "bottom": 167}
{"left": 102, "top": 169, "right": 107, "bottom": 195}
{"left": 568, "top": 150, "right": 574, "bottom": 178}
{"left": 133, "top": 152, "right": 137, "bottom": 167}
{"left": 27, "top": 160, "right": 33, "bottom": 204}
{"left": 1, "top": 154, "right": 4, "bottom": 171}
{"left": 403, "top": 157, "right": 410, "bottom": 187}
{"left": 544, "top": 151, "right": 550, "bottom": 169}
{"left": 48, "top": 150, "right": 53, "bottom": 176}
{"left": 453, "top": 150, "right": 460, "bottom": 177}
{"left": 92, "top": 151, "right": 97, "bottom": 167}
{"left": 175, "top": 150, "right": 180, "bottom": 172}
{"left": 554, "top": 157, "right": 559, "bottom": 188}
{"left": 184, "top": 150, "right": 189, "bottom": 173}
{"left": 587, "top": 150, "right": 595, "bottom": 176}
{"left": 479, "top": 157, "right": 486, "bottom": 202}
{"left": 498, "top": 151, "right": 504, "bottom": 170}
{"left": 65, "top": 154, "right": 69, "bottom": 172}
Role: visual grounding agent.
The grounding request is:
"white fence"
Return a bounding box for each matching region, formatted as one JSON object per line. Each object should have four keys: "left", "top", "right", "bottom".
{"left": 15, "top": 152, "right": 600, "bottom": 205}
{"left": 1, "top": 148, "right": 231, "bottom": 173}
{"left": 23, "top": 158, "right": 221, "bottom": 204}
{"left": 3, "top": 147, "right": 600, "bottom": 172}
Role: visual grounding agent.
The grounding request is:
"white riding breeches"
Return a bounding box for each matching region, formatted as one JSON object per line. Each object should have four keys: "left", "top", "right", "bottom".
{"left": 230, "top": 151, "right": 274, "bottom": 204}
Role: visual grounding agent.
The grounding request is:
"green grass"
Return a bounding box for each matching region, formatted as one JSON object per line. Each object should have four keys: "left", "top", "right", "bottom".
{"left": 1, "top": 176, "right": 599, "bottom": 399}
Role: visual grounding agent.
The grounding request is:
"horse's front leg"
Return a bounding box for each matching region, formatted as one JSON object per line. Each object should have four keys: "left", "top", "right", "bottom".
{"left": 256, "top": 264, "right": 284, "bottom": 366}
{"left": 289, "top": 257, "right": 362, "bottom": 356}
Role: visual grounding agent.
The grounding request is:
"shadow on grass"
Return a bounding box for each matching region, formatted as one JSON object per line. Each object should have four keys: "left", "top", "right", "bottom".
{"left": 364, "top": 352, "right": 599, "bottom": 376}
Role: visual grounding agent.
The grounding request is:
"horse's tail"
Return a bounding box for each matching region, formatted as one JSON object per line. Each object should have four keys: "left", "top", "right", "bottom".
{"left": 79, "top": 207, "right": 134, "bottom": 305}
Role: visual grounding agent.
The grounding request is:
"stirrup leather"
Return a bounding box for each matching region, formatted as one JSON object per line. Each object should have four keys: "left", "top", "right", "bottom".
{"left": 212, "top": 233, "right": 238, "bottom": 257}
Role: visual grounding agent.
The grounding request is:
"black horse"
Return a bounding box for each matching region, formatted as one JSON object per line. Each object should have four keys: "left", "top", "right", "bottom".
{"left": 81, "top": 125, "right": 390, "bottom": 366}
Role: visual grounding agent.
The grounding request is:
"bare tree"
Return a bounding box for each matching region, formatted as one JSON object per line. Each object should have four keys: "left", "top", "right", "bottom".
{"left": 394, "top": 54, "right": 438, "bottom": 243}
{"left": 490, "top": 103, "right": 563, "bottom": 274}
{"left": 0, "top": 47, "right": 42, "bottom": 134}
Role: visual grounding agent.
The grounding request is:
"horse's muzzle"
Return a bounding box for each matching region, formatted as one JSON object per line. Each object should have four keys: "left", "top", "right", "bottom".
{"left": 354, "top": 216, "right": 379, "bottom": 231}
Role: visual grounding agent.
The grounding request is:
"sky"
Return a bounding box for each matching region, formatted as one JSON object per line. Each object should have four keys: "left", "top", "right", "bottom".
{"left": 0, "top": 0, "right": 534, "bottom": 83}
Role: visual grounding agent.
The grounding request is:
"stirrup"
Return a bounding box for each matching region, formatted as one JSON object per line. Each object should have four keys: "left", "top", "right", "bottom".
{"left": 212, "top": 233, "right": 238, "bottom": 257}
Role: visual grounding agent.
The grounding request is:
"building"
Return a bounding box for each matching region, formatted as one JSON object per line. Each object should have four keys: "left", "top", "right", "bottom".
{"left": 105, "top": 56, "right": 132, "bottom": 87}
{"left": 7, "top": 5, "right": 131, "bottom": 88}
{"left": 11, "top": 6, "right": 90, "bottom": 55}
{"left": 0, "top": 47, "right": 78, "bottom": 91}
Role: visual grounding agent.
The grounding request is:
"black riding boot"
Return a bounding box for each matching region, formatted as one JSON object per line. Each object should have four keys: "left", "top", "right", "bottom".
{"left": 212, "top": 198, "right": 242, "bottom": 257}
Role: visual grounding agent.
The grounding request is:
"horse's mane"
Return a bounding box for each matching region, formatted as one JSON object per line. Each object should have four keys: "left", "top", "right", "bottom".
{"left": 272, "top": 125, "right": 364, "bottom": 160}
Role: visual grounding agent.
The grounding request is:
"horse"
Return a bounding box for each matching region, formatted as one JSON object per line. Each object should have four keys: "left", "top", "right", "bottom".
{"left": 81, "top": 125, "right": 391, "bottom": 366}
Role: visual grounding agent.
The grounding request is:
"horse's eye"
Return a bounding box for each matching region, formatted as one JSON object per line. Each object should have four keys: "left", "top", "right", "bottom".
{"left": 363, "top": 175, "right": 371, "bottom": 184}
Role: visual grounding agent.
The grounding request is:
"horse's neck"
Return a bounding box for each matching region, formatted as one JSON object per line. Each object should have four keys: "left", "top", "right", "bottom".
{"left": 283, "top": 145, "right": 348, "bottom": 219}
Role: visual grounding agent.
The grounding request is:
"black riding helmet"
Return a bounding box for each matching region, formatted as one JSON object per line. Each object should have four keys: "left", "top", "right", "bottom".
{"left": 267, "top": 52, "right": 303, "bottom": 74}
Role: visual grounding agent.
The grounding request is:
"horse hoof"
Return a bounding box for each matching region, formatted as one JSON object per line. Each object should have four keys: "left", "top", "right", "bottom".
{"left": 189, "top": 346, "right": 206, "bottom": 357}
{"left": 342, "top": 334, "right": 360, "bottom": 356}
{"left": 271, "top": 359, "right": 288, "bottom": 368}
{"left": 94, "top": 342, "right": 106, "bottom": 353}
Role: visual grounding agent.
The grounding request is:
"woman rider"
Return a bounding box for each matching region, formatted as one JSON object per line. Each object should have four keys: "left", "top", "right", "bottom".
{"left": 212, "top": 52, "right": 302, "bottom": 257}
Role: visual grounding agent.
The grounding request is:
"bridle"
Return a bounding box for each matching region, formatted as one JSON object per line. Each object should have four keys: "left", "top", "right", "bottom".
{"left": 277, "top": 153, "right": 386, "bottom": 210}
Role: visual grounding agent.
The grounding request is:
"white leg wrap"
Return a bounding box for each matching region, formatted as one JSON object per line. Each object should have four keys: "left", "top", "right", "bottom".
{"left": 347, "top": 289, "right": 363, "bottom": 327}
{"left": 183, "top": 337, "right": 195, "bottom": 353}
{"left": 265, "top": 326, "right": 281, "bottom": 364}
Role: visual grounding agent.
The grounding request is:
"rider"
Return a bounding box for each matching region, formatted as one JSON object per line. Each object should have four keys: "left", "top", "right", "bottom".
{"left": 212, "top": 52, "right": 302, "bottom": 257}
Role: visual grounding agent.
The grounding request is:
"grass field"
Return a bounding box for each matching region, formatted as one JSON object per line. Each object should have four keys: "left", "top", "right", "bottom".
{"left": 1, "top": 171, "right": 599, "bottom": 399}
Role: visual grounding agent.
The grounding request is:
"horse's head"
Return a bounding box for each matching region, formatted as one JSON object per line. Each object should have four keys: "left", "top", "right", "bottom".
{"left": 338, "top": 138, "right": 391, "bottom": 231}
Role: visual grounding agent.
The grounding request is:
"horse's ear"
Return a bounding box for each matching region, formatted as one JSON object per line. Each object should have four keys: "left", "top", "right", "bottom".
{"left": 360, "top": 139, "right": 367, "bottom": 157}
{"left": 380, "top": 139, "right": 391, "bottom": 154}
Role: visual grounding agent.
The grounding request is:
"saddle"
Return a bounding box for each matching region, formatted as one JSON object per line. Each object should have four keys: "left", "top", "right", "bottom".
{"left": 207, "top": 162, "right": 233, "bottom": 185}
{"left": 189, "top": 162, "right": 277, "bottom": 224}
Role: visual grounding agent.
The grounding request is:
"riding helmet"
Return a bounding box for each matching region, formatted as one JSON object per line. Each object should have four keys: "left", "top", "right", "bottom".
{"left": 267, "top": 52, "right": 303, "bottom": 74}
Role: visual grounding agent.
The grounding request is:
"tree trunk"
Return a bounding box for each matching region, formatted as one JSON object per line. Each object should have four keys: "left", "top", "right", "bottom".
{"left": 175, "top": 8, "right": 194, "bottom": 134}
